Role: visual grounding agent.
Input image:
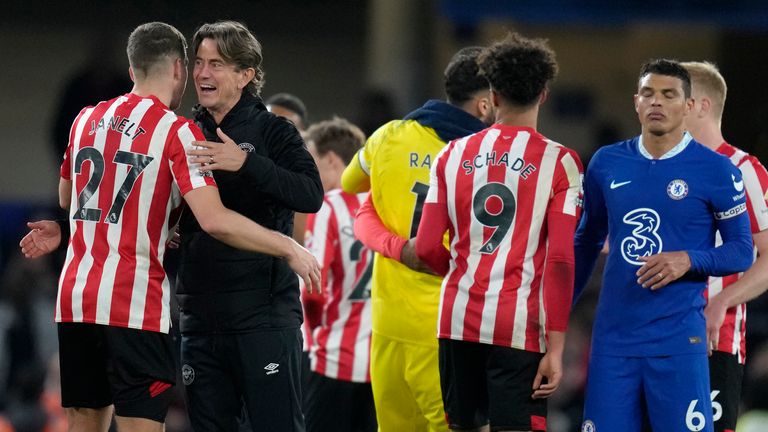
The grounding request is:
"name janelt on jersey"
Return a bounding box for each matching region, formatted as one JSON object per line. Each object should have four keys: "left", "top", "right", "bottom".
{"left": 89, "top": 115, "right": 147, "bottom": 141}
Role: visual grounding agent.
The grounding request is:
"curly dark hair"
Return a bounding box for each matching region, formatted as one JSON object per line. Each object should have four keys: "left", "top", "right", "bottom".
{"left": 477, "top": 32, "right": 558, "bottom": 107}
{"left": 639, "top": 59, "right": 691, "bottom": 99}
{"left": 444, "top": 46, "right": 488, "bottom": 105}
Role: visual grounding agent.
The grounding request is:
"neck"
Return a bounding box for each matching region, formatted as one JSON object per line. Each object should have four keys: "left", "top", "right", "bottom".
{"left": 209, "top": 93, "right": 243, "bottom": 125}
{"left": 641, "top": 127, "right": 685, "bottom": 158}
{"left": 495, "top": 104, "right": 538, "bottom": 129}
{"left": 687, "top": 120, "right": 724, "bottom": 150}
{"left": 131, "top": 76, "right": 175, "bottom": 109}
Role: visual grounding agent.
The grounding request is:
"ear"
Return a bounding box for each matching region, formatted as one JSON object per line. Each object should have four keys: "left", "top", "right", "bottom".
{"left": 173, "top": 58, "right": 183, "bottom": 81}
{"left": 477, "top": 94, "right": 491, "bottom": 118}
{"left": 128, "top": 67, "right": 135, "bottom": 83}
{"left": 239, "top": 67, "right": 256, "bottom": 90}
{"left": 633, "top": 94, "right": 640, "bottom": 113}
{"left": 490, "top": 88, "right": 501, "bottom": 108}
{"left": 685, "top": 97, "right": 694, "bottom": 114}
{"left": 538, "top": 88, "right": 549, "bottom": 105}
{"left": 699, "top": 97, "right": 711, "bottom": 117}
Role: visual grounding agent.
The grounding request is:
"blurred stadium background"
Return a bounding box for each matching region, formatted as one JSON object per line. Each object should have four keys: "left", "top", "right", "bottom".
{"left": 1, "top": 1, "right": 767, "bottom": 431}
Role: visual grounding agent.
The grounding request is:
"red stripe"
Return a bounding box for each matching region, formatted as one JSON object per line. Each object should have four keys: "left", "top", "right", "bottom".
{"left": 530, "top": 414, "right": 546, "bottom": 431}
{"left": 149, "top": 380, "right": 171, "bottom": 398}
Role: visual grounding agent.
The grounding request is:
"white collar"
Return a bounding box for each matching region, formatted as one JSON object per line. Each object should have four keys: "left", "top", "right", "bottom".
{"left": 638, "top": 132, "right": 692, "bottom": 160}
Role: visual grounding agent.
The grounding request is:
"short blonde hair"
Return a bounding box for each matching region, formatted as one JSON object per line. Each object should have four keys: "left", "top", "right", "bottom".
{"left": 681, "top": 61, "right": 727, "bottom": 120}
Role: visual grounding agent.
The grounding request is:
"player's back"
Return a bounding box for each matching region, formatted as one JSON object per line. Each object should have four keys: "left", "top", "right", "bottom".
{"left": 436, "top": 124, "right": 581, "bottom": 351}
{"left": 307, "top": 189, "right": 373, "bottom": 383}
{"left": 366, "top": 118, "right": 449, "bottom": 345}
{"left": 58, "top": 92, "right": 208, "bottom": 333}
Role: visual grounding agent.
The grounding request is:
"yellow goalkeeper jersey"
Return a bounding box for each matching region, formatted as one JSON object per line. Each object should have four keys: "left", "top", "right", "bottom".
{"left": 341, "top": 100, "right": 485, "bottom": 346}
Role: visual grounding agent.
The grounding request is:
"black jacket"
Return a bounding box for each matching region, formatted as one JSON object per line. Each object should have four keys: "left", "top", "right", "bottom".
{"left": 176, "top": 93, "right": 323, "bottom": 333}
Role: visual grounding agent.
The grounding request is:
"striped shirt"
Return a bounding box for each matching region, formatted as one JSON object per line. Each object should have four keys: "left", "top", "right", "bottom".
{"left": 707, "top": 142, "right": 768, "bottom": 363}
{"left": 305, "top": 189, "right": 373, "bottom": 382}
{"left": 427, "top": 125, "right": 582, "bottom": 352}
{"left": 58, "top": 93, "right": 215, "bottom": 333}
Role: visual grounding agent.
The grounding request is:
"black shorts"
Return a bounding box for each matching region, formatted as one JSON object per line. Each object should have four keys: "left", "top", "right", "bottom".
{"left": 181, "top": 327, "right": 304, "bottom": 432}
{"left": 305, "top": 371, "right": 377, "bottom": 432}
{"left": 709, "top": 351, "right": 743, "bottom": 432}
{"left": 439, "top": 338, "right": 547, "bottom": 431}
{"left": 57, "top": 323, "right": 175, "bottom": 422}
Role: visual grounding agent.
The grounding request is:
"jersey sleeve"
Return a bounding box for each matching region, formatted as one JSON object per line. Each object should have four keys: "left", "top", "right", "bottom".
{"left": 167, "top": 120, "right": 217, "bottom": 196}
{"left": 687, "top": 160, "right": 753, "bottom": 276}
{"left": 542, "top": 147, "right": 584, "bottom": 331}
{"left": 741, "top": 155, "right": 768, "bottom": 233}
{"left": 353, "top": 194, "right": 408, "bottom": 260}
{"left": 573, "top": 150, "right": 609, "bottom": 303}
{"left": 340, "top": 120, "right": 397, "bottom": 194}
{"left": 415, "top": 143, "right": 452, "bottom": 275}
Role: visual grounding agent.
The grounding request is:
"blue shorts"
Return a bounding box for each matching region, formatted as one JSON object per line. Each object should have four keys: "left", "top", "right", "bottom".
{"left": 582, "top": 353, "right": 713, "bottom": 432}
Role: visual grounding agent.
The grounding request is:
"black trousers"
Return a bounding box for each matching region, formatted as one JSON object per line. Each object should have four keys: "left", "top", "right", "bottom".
{"left": 181, "top": 327, "right": 305, "bottom": 432}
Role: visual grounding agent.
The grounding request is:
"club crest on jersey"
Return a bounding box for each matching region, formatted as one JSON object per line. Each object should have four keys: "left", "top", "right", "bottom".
{"left": 238, "top": 142, "right": 256, "bottom": 152}
{"left": 581, "top": 420, "right": 596, "bottom": 432}
{"left": 666, "top": 179, "right": 688, "bottom": 200}
{"left": 182, "top": 364, "right": 195, "bottom": 385}
{"left": 621, "top": 208, "right": 663, "bottom": 265}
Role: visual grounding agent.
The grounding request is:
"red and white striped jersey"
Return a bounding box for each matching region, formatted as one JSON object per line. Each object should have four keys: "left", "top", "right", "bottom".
{"left": 428, "top": 125, "right": 582, "bottom": 352}
{"left": 707, "top": 142, "right": 768, "bottom": 363}
{"left": 58, "top": 93, "right": 215, "bottom": 334}
{"left": 304, "top": 189, "right": 373, "bottom": 382}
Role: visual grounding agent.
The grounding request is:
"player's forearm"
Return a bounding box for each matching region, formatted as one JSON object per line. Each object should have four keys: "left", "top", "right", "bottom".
{"left": 203, "top": 209, "right": 294, "bottom": 258}
{"left": 714, "top": 253, "right": 768, "bottom": 308}
{"left": 415, "top": 202, "right": 450, "bottom": 275}
{"left": 353, "top": 196, "right": 407, "bottom": 259}
{"left": 546, "top": 330, "right": 566, "bottom": 355}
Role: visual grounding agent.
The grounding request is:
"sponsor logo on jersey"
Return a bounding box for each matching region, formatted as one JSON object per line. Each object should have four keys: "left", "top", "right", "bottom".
{"left": 239, "top": 142, "right": 256, "bottom": 153}
{"left": 621, "top": 208, "right": 663, "bottom": 265}
{"left": 732, "top": 174, "right": 744, "bottom": 192}
{"left": 715, "top": 203, "right": 747, "bottom": 220}
{"left": 667, "top": 179, "right": 688, "bottom": 200}
{"left": 581, "top": 420, "right": 596, "bottom": 432}
{"left": 182, "top": 364, "right": 195, "bottom": 385}
{"left": 610, "top": 180, "right": 631, "bottom": 189}
{"left": 264, "top": 362, "right": 280, "bottom": 375}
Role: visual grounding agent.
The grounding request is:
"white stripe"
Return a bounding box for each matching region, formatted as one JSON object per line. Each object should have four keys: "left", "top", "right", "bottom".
{"left": 480, "top": 131, "right": 527, "bottom": 344}
{"left": 558, "top": 148, "right": 581, "bottom": 216}
{"left": 741, "top": 160, "right": 768, "bottom": 231}
{"left": 96, "top": 98, "right": 154, "bottom": 326}
{"left": 351, "top": 300, "right": 373, "bottom": 382}
{"left": 358, "top": 150, "right": 370, "bottom": 176}
{"left": 127, "top": 110, "right": 176, "bottom": 330}
{"left": 732, "top": 303, "right": 744, "bottom": 360}
{"left": 511, "top": 141, "right": 558, "bottom": 350}
{"left": 176, "top": 123, "right": 210, "bottom": 189}
{"left": 322, "top": 192, "right": 354, "bottom": 379}
{"left": 57, "top": 106, "right": 95, "bottom": 322}
{"left": 439, "top": 135, "right": 471, "bottom": 339}
{"left": 72, "top": 99, "right": 126, "bottom": 322}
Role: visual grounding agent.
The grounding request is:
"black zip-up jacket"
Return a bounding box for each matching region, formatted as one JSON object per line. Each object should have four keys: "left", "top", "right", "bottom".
{"left": 176, "top": 93, "right": 323, "bottom": 333}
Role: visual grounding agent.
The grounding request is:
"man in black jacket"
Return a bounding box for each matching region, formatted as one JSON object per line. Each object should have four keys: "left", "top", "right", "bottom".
{"left": 180, "top": 21, "right": 323, "bottom": 431}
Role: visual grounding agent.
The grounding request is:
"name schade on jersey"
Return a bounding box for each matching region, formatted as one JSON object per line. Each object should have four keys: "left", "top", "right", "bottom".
{"left": 462, "top": 151, "right": 537, "bottom": 179}
{"left": 715, "top": 202, "right": 747, "bottom": 220}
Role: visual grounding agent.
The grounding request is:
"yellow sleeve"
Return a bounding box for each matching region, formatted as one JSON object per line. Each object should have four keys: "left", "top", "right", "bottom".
{"left": 341, "top": 120, "right": 398, "bottom": 194}
{"left": 341, "top": 149, "right": 370, "bottom": 193}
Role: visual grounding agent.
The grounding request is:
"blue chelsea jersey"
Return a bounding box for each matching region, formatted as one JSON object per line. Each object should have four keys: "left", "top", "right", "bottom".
{"left": 575, "top": 134, "right": 752, "bottom": 357}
